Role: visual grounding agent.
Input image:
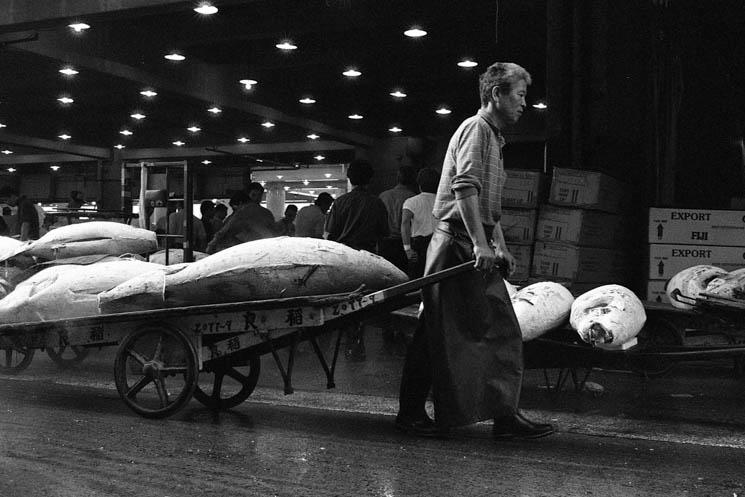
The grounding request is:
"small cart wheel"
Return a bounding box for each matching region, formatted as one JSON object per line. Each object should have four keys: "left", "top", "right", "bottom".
{"left": 0, "top": 344, "right": 35, "bottom": 374}
{"left": 194, "top": 356, "right": 261, "bottom": 410}
{"left": 114, "top": 324, "right": 198, "bottom": 419}
{"left": 47, "top": 344, "right": 90, "bottom": 368}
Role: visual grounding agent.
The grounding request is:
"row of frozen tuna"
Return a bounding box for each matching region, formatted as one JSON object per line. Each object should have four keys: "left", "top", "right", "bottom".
{"left": 666, "top": 265, "right": 745, "bottom": 310}
{"left": 0, "top": 221, "right": 648, "bottom": 349}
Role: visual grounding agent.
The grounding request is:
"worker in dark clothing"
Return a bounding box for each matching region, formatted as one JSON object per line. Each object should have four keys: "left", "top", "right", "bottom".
{"left": 0, "top": 186, "right": 40, "bottom": 240}
{"left": 205, "top": 183, "right": 276, "bottom": 254}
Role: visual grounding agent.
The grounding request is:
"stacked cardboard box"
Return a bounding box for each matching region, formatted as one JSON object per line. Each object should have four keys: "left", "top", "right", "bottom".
{"left": 530, "top": 167, "right": 633, "bottom": 294}
{"left": 646, "top": 208, "right": 745, "bottom": 304}
{"left": 501, "top": 169, "right": 547, "bottom": 283}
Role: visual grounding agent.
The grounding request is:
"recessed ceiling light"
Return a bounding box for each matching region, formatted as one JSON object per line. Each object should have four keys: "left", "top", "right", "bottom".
{"left": 276, "top": 175, "right": 283, "bottom": 179}
{"left": 276, "top": 41, "right": 297, "bottom": 50}
{"left": 532, "top": 102, "right": 548, "bottom": 110}
{"left": 114, "top": 144, "right": 125, "bottom": 149}
{"left": 164, "top": 53, "right": 186, "bottom": 61}
{"left": 130, "top": 113, "right": 146, "bottom": 120}
{"left": 261, "top": 121, "right": 275, "bottom": 128}
{"left": 324, "top": 173, "right": 332, "bottom": 178}
{"left": 303, "top": 180, "right": 309, "bottom": 186}
{"left": 1, "top": 150, "right": 13, "bottom": 154}
{"left": 50, "top": 165, "right": 60, "bottom": 171}
{"left": 325, "top": 185, "right": 334, "bottom": 190}
{"left": 119, "top": 129, "right": 133, "bottom": 136}
{"left": 194, "top": 2, "right": 218, "bottom": 15}
{"left": 202, "top": 160, "right": 212, "bottom": 165}
{"left": 457, "top": 59, "right": 478, "bottom": 68}
{"left": 435, "top": 107, "right": 452, "bottom": 115}
{"left": 58, "top": 134, "right": 71, "bottom": 140}
{"left": 299, "top": 97, "right": 316, "bottom": 104}
{"left": 314, "top": 155, "right": 325, "bottom": 161}
{"left": 172, "top": 140, "right": 185, "bottom": 146}
{"left": 284, "top": 186, "right": 290, "bottom": 191}
{"left": 57, "top": 96, "right": 74, "bottom": 104}
{"left": 237, "top": 137, "right": 250, "bottom": 143}
{"left": 342, "top": 68, "right": 362, "bottom": 77}
{"left": 348, "top": 114, "right": 363, "bottom": 120}
{"left": 68, "top": 23, "right": 90, "bottom": 32}
{"left": 389, "top": 126, "right": 403, "bottom": 133}
{"left": 239, "top": 79, "right": 257, "bottom": 89}
{"left": 256, "top": 159, "right": 264, "bottom": 163}
{"left": 307, "top": 133, "right": 319, "bottom": 140}
{"left": 404, "top": 27, "right": 427, "bottom": 38}
{"left": 0, "top": 123, "right": 6, "bottom": 128}
{"left": 390, "top": 91, "right": 407, "bottom": 98}
{"left": 187, "top": 126, "right": 201, "bottom": 133}
{"left": 7, "top": 168, "right": 15, "bottom": 172}
{"left": 59, "top": 67, "right": 79, "bottom": 76}
{"left": 207, "top": 106, "right": 222, "bottom": 114}
{"left": 140, "top": 90, "right": 157, "bottom": 98}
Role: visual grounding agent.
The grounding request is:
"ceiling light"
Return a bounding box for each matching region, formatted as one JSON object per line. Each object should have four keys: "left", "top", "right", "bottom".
{"left": 187, "top": 126, "right": 201, "bottom": 133}
{"left": 299, "top": 97, "right": 316, "bottom": 104}
{"left": 172, "top": 140, "right": 185, "bottom": 146}
{"left": 201, "top": 160, "right": 212, "bottom": 165}
{"left": 1, "top": 150, "right": 12, "bottom": 154}
{"left": 276, "top": 41, "right": 297, "bottom": 50}
{"left": 68, "top": 23, "right": 90, "bottom": 32}
{"left": 120, "top": 129, "right": 133, "bottom": 136}
{"left": 140, "top": 90, "right": 157, "bottom": 98}
{"left": 194, "top": 3, "right": 218, "bottom": 15}
{"left": 50, "top": 165, "right": 60, "bottom": 171}
{"left": 261, "top": 121, "right": 275, "bottom": 128}
{"left": 404, "top": 27, "right": 427, "bottom": 38}
{"left": 114, "top": 144, "right": 125, "bottom": 149}
{"left": 57, "top": 96, "right": 74, "bottom": 104}
{"left": 533, "top": 101, "right": 548, "bottom": 110}
{"left": 324, "top": 173, "right": 332, "bottom": 178}
{"left": 284, "top": 186, "right": 290, "bottom": 191}
{"left": 58, "top": 134, "right": 71, "bottom": 140}
{"left": 237, "top": 137, "right": 250, "bottom": 143}
{"left": 208, "top": 106, "right": 222, "bottom": 114}
{"left": 276, "top": 175, "right": 283, "bottom": 179}
{"left": 307, "top": 133, "right": 319, "bottom": 140}
{"left": 164, "top": 53, "right": 186, "bottom": 61}
{"left": 256, "top": 159, "right": 264, "bottom": 163}
{"left": 303, "top": 180, "right": 309, "bottom": 186}
{"left": 389, "top": 126, "right": 402, "bottom": 133}
{"left": 342, "top": 68, "right": 361, "bottom": 77}
{"left": 435, "top": 107, "right": 452, "bottom": 115}
{"left": 348, "top": 114, "right": 363, "bottom": 120}
{"left": 7, "top": 168, "right": 15, "bottom": 172}
{"left": 457, "top": 59, "right": 478, "bottom": 68}
{"left": 130, "top": 113, "right": 146, "bottom": 120}
{"left": 239, "top": 79, "right": 257, "bottom": 89}
{"left": 59, "top": 67, "right": 79, "bottom": 76}
{"left": 314, "top": 155, "right": 325, "bottom": 161}
{"left": 0, "top": 123, "right": 6, "bottom": 128}
{"left": 390, "top": 91, "right": 407, "bottom": 98}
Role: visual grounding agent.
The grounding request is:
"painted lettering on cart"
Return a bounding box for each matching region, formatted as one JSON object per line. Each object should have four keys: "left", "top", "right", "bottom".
{"left": 285, "top": 308, "right": 303, "bottom": 327}
{"left": 243, "top": 311, "right": 258, "bottom": 333}
{"left": 88, "top": 326, "right": 104, "bottom": 342}
{"left": 331, "top": 295, "right": 374, "bottom": 316}
{"left": 227, "top": 336, "right": 241, "bottom": 351}
{"left": 192, "top": 320, "right": 233, "bottom": 334}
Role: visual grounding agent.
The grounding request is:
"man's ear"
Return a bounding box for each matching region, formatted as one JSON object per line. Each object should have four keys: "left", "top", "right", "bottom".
{"left": 491, "top": 86, "right": 500, "bottom": 104}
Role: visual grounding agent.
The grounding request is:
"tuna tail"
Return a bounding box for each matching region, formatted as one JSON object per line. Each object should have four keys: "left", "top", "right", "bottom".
{"left": 588, "top": 323, "right": 614, "bottom": 345}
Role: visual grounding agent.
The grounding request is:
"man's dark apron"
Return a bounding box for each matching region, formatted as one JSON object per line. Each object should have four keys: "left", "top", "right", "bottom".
{"left": 422, "top": 220, "right": 523, "bottom": 427}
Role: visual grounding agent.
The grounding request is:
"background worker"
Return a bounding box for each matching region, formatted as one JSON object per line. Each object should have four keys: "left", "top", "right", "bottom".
{"left": 0, "top": 186, "right": 39, "bottom": 240}
{"left": 206, "top": 183, "right": 276, "bottom": 253}
{"left": 295, "top": 192, "right": 333, "bottom": 238}
{"left": 401, "top": 167, "right": 440, "bottom": 279}
{"left": 378, "top": 165, "right": 418, "bottom": 272}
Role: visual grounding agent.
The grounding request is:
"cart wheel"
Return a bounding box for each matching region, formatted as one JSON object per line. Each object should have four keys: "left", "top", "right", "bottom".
{"left": 628, "top": 317, "right": 683, "bottom": 378}
{"left": 47, "top": 344, "right": 90, "bottom": 368}
{"left": 0, "top": 345, "right": 34, "bottom": 374}
{"left": 114, "top": 324, "right": 198, "bottom": 419}
{"left": 194, "top": 356, "right": 261, "bottom": 410}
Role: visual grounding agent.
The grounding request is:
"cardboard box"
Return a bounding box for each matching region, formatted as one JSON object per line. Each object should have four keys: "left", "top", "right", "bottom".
{"left": 648, "top": 207, "right": 745, "bottom": 246}
{"left": 502, "top": 169, "right": 547, "bottom": 209}
{"left": 531, "top": 241, "right": 628, "bottom": 282}
{"left": 501, "top": 208, "right": 537, "bottom": 243}
{"left": 646, "top": 280, "right": 669, "bottom": 304}
{"left": 506, "top": 243, "right": 533, "bottom": 282}
{"left": 536, "top": 205, "right": 627, "bottom": 247}
{"left": 647, "top": 243, "right": 745, "bottom": 279}
{"left": 549, "top": 167, "right": 629, "bottom": 213}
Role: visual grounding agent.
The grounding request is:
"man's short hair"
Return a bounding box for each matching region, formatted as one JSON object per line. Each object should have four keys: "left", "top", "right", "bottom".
{"left": 247, "top": 182, "right": 265, "bottom": 195}
{"left": 346, "top": 159, "right": 374, "bottom": 186}
{"left": 416, "top": 167, "right": 441, "bottom": 194}
{"left": 229, "top": 190, "right": 250, "bottom": 207}
{"left": 315, "top": 192, "right": 333, "bottom": 208}
{"left": 479, "top": 62, "right": 532, "bottom": 106}
{"left": 397, "top": 165, "right": 417, "bottom": 187}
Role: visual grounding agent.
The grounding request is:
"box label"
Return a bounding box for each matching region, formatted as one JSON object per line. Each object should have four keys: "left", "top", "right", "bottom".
{"left": 648, "top": 207, "right": 745, "bottom": 245}
{"left": 647, "top": 243, "right": 745, "bottom": 279}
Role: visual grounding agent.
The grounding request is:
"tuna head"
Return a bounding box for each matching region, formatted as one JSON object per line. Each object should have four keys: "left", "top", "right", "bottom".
{"left": 587, "top": 322, "right": 614, "bottom": 345}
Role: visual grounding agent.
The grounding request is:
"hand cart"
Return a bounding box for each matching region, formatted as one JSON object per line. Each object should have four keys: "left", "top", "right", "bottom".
{"left": 0, "top": 262, "right": 474, "bottom": 419}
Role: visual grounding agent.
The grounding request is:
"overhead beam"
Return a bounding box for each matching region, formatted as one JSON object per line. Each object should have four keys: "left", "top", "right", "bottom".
{"left": 0, "top": 152, "right": 99, "bottom": 165}
{"left": 121, "top": 140, "right": 356, "bottom": 160}
{"left": 0, "top": 131, "right": 110, "bottom": 159}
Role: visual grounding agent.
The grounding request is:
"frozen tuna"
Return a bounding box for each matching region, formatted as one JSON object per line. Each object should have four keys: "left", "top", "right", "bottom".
{"left": 99, "top": 237, "right": 408, "bottom": 312}
{"left": 0, "top": 259, "right": 164, "bottom": 323}
{"left": 570, "top": 284, "right": 646, "bottom": 350}
{"left": 0, "top": 221, "right": 158, "bottom": 262}
{"left": 703, "top": 267, "right": 745, "bottom": 300}
{"left": 666, "top": 265, "right": 728, "bottom": 309}
{"left": 148, "top": 249, "right": 209, "bottom": 265}
{"left": 0, "top": 236, "right": 25, "bottom": 261}
{"left": 511, "top": 282, "right": 574, "bottom": 341}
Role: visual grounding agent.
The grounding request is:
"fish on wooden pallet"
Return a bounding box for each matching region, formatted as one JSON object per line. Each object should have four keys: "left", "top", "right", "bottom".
{"left": 511, "top": 281, "right": 574, "bottom": 341}
{"left": 0, "top": 259, "right": 164, "bottom": 324}
{"left": 99, "top": 237, "right": 408, "bottom": 313}
{"left": 570, "top": 284, "right": 646, "bottom": 350}
{"left": 0, "top": 221, "right": 158, "bottom": 262}
{"left": 666, "top": 265, "right": 728, "bottom": 309}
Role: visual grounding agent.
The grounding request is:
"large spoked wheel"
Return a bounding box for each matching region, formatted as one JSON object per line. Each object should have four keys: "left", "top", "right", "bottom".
{"left": 194, "top": 356, "right": 261, "bottom": 410}
{"left": 0, "top": 344, "right": 35, "bottom": 374}
{"left": 114, "top": 324, "right": 198, "bottom": 419}
{"left": 47, "top": 344, "right": 90, "bottom": 368}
